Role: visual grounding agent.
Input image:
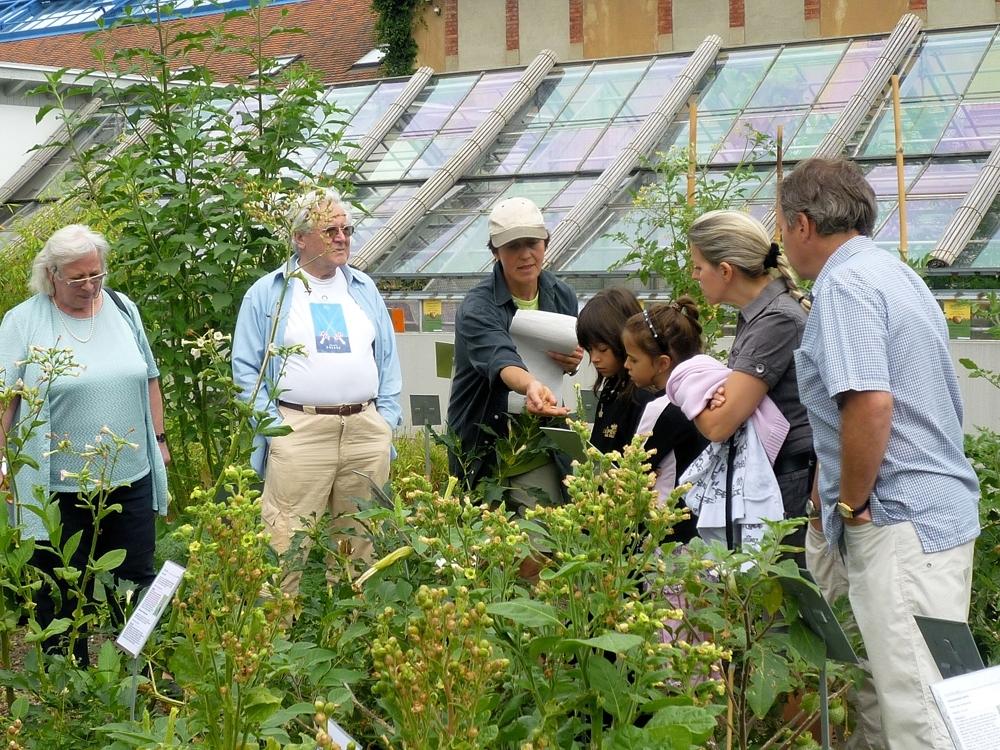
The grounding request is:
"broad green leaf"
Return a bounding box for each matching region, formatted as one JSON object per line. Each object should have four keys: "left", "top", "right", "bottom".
{"left": 260, "top": 700, "right": 315, "bottom": 728}
{"left": 746, "top": 649, "right": 794, "bottom": 717}
{"left": 762, "top": 579, "right": 784, "bottom": 616}
{"left": 92, "top": 548, "right": 127, "bottom": 573}
{"left": 561, "top": 632, "right": 644, "bottom": 654}
{"left": 648, "top": 704, "right": 718, "bottom": 742}
{"left": 539, "top": 559, "right": 600, "bottom": 581}
{"left": 242, "top": 685, "right": 283, "bottom": 724}
{"left": 586, "top": 654, "right": 631, "bottom": 722}
{"left": 487, "top": 599, "right": 562, "bottom": 629}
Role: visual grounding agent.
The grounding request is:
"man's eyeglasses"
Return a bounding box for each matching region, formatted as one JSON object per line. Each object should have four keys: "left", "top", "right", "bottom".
{"left": 323, "top": 225, "right": 355, "bottom": 238}
{"left": 55, "top": 270, "right": 108, "bottom": 288}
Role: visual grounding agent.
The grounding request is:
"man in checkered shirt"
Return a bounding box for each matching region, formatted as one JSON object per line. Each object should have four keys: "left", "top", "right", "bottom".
{"left": 778, "top": 157, "right": 980, "bottom": 750}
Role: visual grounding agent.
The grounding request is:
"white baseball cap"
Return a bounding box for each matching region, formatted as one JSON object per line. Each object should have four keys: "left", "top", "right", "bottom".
{"left": 488, "top": 197, "right": 549, "bottom": 247}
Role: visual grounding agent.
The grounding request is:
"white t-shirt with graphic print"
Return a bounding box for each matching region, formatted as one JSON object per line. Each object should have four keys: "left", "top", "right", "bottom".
{"left": 280, "top": 269, "right": 379, "bottom": 406}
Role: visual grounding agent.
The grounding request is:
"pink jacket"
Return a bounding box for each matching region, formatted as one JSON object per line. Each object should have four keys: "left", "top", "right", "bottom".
{"left": 665, "top": 354, "right": 788, "bottom": 464}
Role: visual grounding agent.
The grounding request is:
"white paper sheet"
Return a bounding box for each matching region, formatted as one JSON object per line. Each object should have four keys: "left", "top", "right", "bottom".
{"left": 930, "top": 664, "right": 1000, "bottom": 749}
{"left": 327, "top": 718, "right": 360, "bottom": 749}
{"left": 507, "top": 309, "right": 579, "bottom": 413}
{"left": 116, "top": 560, "right": 185, "bottom": 658}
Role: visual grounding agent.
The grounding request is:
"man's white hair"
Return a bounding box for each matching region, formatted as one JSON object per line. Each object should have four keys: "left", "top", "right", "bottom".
{"left": 286, "top": 187, "right": 353, "bottom": 240}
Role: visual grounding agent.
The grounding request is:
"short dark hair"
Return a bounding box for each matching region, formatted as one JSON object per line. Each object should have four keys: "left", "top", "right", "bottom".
{"left": 779, "top": 157, "right": 878, "bottom": 237}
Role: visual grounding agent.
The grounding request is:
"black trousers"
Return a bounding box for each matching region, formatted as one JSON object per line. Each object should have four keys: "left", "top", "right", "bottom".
{"left": 31, "top": 471, "right": 156, "bottom": 666}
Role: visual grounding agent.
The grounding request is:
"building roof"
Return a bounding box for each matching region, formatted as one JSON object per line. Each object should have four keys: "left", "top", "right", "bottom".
{"left": 3, "top": 20, "right": 1000, "bottom": 323}
{"left": 0, "top": 0, "right": 376, "bottom": 83}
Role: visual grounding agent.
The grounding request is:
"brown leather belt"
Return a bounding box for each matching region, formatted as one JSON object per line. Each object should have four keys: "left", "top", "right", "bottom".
{"left": 278, "top": 399, "right": 371, "bottom": 416}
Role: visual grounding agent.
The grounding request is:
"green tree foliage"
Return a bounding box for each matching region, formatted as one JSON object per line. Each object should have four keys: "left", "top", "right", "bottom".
{"left": 36, "top": 1, "right": 354, "bottom": 503}
{"left": 371, "top": 0, "right": 422, "bottom": 76}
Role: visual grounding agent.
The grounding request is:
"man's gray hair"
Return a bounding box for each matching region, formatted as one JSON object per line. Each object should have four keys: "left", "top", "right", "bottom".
{"left": 779, "top": 157, "right": 878, "bottom": 237}
{"left": 30, "top": 224, "right": 110, "bottom": 296}
{"left": 286, "top": 187, "right": 353, "bottom": 240}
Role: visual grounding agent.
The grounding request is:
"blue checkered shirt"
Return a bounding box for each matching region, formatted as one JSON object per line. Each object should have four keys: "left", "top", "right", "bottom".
{"left": 794, "top": 235, "right": 980, "bottom": 552}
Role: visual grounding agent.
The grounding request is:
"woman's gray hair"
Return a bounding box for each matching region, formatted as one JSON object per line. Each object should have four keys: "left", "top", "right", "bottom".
{"left": 688, "top": 209, "right": 810, "bottom": 311}
{"left": 779, "top": 157, "right": 877, "bottom": 237}
{"left": 30, "top": 224, "right": 110, "bottom": 296}
{"left": 286, "top": 187, "right": 353, "bottom": 243}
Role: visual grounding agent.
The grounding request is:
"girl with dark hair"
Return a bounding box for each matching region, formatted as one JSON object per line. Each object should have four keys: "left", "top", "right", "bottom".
{"left": 621, "top": 296, "right": 708, "bottom": 542}
{"left": 576, "top": 288, "right": 654, "bottom": 454}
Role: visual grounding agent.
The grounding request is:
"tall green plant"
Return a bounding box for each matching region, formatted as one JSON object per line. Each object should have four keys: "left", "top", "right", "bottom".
{"left": 38, "top": 1, "right": 354, "bottom": 504}
{"left": 611, "top": 135, "right": 774, "bottom": 348}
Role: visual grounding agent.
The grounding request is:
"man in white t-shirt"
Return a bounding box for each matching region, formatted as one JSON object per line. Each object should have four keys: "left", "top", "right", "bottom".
{"left": 233, "top": 188, "right": 402, "bottom": 593}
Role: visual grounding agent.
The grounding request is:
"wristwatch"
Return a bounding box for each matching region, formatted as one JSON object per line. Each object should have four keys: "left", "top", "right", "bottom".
{"left": 837, "top": 498, "right": 871, "bottom": 519}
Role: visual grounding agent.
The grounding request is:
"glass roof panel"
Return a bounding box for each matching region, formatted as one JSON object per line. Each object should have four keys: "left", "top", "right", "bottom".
{"left": 749, "top": 41, "right": 847, "bottom": 110}
{"left": 619, "top": 56, "right": 690, "bottom": 119}
{"left": 512, "top": 65, "right": 590, "bottom": 129}
{"left": 817, "top": 38, "right": 886, "bottom": 104}
{"left": 713, "top": 111, "right": 804, "bottom": 163}
{"left": 898, "top": 29, "right": 993, "bottom": 100}
{"left": 783, "top": 108, "right": 840, "bottom": 160}
{"left": 325, "top": 84, "right": 376, "bottom": 122}
{"left": 874, "top": 196, "right": 964, "bottom": 262}
{"left": 424, "top": 215, "right": 494, "bottom": 273}
{"left": 556, "top": 59, "right": 647, "bottom": 124}
{"left": 520, "top": 125, "right": 604, "bottom": 173}
{"left": 863, "top": 162, "right": 926, "bottom": 196}
{"left": 860, "top": 102, "right": 956, "bottom": 157}
{"left": 343, "top": 80, "right": 407, "bottom": 137}
{"left": 953, "top": 194, "right": 1000, "bottom": 267}
{"left": 475, "top": 130, "right": 544, "bottom": 175}
{"left": 549, "top": 176, "right": 601, "bottom": 208}
{"left": 382, "top": 215, "right": 479, "bottom": 273}
{"left": 966, "top": 35, "right": 1000, "bottom": 97}
{"left": 935, "top": 102, "right": 1000, "bottom": 153}
{"left": 697, "top": 48, "right": 779, "bottom": 113}
{"left": 582, "top": 123, "right": 639, "bottom": 170}
{"left": 398, "top": 75, "right": 478, "bottom": 136}
{"left": 442, "top": 70, "right": 521, "bottom": 132}
{"left": 499, "top": 178, "right": 568, "bottom": 205}
{"left": 360, "top": 137, "right": 428, "bottom": 181}
{"left": 405, "top": 134, "right": 465, "bottom": 179}
{"left": 561, "top": 211, "right": 633, "bottom": 272}
{"left": 909, "top": 160, "right": 982, "bottom": 195}
{"left": 662, "top": 113, "right": 739, "bottom": 160}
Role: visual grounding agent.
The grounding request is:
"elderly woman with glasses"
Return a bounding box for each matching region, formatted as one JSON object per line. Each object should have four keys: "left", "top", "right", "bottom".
{"left": 0, "top": 224, "right": 169, "bottom": 665}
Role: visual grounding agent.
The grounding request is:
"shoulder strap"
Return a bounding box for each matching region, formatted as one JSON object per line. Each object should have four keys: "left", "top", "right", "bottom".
{"left": 104, "top": 288, "right": 142, "bottom": 347}
{"left": 106, "top": 287, "right": 129, "bottom": 316}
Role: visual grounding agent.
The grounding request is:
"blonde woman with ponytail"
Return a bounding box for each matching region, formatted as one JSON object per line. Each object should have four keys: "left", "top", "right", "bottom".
{"left": 686, "top": 209, "right": 813, "bottom": 565}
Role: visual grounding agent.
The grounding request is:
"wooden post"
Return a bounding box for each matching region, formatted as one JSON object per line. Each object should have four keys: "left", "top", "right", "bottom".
{"left": 891, "top": 74, "right": 908, "bottom": 263}
{"left": 687, "top": 95, "right": 698, "bottom": 207}
{"left": 774, "top": 124, "right": 783, "bottom": 243}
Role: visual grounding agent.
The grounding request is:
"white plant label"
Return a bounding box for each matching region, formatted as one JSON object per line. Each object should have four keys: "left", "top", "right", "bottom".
{"left": 327, "top": 718, "right": 359, "bottom": 749}
{"left": 115, "top": 560, "right": 185, "bottom": 658}
{"left": 931, "top": 664, "right": 1000, "bottom": 749}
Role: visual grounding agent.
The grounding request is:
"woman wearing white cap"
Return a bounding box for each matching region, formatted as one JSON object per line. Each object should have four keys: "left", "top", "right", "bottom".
{"left": 447, "top": 197, "right": 583, "bottom": 507}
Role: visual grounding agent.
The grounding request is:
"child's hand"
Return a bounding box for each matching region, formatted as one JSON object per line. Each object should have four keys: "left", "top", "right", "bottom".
{"left": 708, "top": 385, "right": 726, "bottom": 410}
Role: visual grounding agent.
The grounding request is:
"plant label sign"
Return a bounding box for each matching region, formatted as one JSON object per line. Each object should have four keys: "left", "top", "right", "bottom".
{"left": 327, "top": 718, "right": 359, "bottom": 749}
{"left": 931, "top": 664, "right": 1000, "bottom": 749}
{"left": 115, "top": 560, "right": 186, "bottom": 658}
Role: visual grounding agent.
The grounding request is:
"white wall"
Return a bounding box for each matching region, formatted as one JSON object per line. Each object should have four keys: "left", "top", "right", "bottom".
{"left": 0, "top": 104, "right": 63, "bottom": 185}
{"left": 396, "top": 333, "right": 1000, "bottom": 435}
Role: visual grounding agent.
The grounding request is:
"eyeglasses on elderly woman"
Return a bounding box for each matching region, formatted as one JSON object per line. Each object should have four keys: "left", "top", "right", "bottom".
{"left": 53, "top": 269, "right": 108, "bottom": 288}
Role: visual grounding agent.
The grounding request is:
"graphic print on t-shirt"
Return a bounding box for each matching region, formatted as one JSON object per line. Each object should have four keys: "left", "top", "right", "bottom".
{"left": 310, "top": 303, "right": 351, "bottom": 353}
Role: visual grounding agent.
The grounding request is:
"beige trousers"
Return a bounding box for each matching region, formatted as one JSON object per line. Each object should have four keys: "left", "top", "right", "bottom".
{"left": 260, "top": 403, "right": 392, "bottom": 596}
{"left": 843, "top": 520, "right": 974, "bottom": 750}
{"left": 805, "top": 522, "right": 886, "bottom": 749}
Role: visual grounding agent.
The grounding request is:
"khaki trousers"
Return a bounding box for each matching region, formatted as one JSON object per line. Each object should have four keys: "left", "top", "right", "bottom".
{"left": 843, "top": 520, "right": 974, "bottom": 750}
{"left": 805, "top": 522, "right": 886, "bottom": 749}
{"left": 260, "top": 403, "right": 392, "bottom": 596}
